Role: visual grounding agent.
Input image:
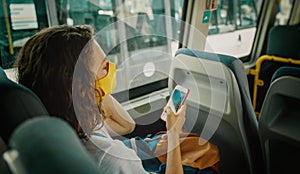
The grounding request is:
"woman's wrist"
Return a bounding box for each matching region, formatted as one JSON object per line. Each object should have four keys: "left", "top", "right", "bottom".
{"left": 167, "top": 128, "right": 181, "bottom": 135}
{"left": 167, "top": 131, "right": 180, "bottom": 148}
{"left": 167, "top": 130, "right": 180, "bottom": 139}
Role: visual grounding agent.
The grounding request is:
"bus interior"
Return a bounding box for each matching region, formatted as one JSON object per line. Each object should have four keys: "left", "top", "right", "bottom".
{"left": 0, "top": 0, "right": 300, "bottom": 174}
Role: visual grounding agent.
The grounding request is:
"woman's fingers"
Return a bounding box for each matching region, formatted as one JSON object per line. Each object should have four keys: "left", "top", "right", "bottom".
{"left": 177, "top": 104, "right": 186, "bottom": 115}
{"left": 165, "top": 107, "right": 171, "bottom": 115}
{"left": 165, "top": 104, "right": 186, "bottom": 132}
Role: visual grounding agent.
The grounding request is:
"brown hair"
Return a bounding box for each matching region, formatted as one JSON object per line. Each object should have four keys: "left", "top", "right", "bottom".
{"left": 15, "top": 25, "right": 103, "bottom": 139}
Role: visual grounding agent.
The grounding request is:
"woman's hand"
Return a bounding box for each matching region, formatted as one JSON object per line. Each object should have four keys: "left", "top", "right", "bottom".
{"left": 165, "top": 104, "right": 186, "bottom": 134}
{"left": 164, "top": 104, "right": 186, "bottom": 174}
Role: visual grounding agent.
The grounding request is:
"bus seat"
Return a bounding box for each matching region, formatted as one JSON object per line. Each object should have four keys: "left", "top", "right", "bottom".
{"left": 0, "top": 66, "right": 49, "bottom": 144}
{"left": 172, "top": 48, "right": 263, "bottom": 174}
{"left": 258, "top": 66, "right": 300, "bottom": 174}
{"left": 3, "top": 117, "right": 100, "bottom": 174}
{"left": 249, "top": 23, "right": 300, "bottom": 116}
{"left": 0, "top": 68, "right": 12, "bottom": 174}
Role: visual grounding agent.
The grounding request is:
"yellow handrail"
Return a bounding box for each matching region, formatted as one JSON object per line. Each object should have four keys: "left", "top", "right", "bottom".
{"left": 2, "top": 0, "right": 14, "bottom": 55}
{"left": 249, "top": 55, "right": 300, "bottom": 117}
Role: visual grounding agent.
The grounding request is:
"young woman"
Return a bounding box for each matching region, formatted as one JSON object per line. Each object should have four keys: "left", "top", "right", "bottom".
{"left": 14, "top": 24, "right": 186, "bottom": 174}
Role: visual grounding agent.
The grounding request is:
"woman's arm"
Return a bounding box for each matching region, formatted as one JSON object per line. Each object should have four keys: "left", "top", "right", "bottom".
{"left": 165, "top": 105, "right": 186, "bottom": 174}
{"left": 166, "top": 131, "right": 183, "bottom": 174}
{"left": 101, "top": 95, "right": 135, "bottom": 136}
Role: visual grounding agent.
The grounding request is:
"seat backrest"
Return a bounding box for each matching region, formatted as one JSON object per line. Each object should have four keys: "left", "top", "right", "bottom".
{"left": 259, "top": 66, "right": 300, "bottom": 174}
{"left": 3, "top": 117, "right": 100, "bottom": 174}
{"left": 0, "top": 66, "right": 49, "bottom": 143}
{"left": 171, "top": 48, "right": 263, "bottom": 174}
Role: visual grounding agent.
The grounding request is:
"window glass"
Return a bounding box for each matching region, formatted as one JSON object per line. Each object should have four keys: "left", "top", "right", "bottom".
{"left": 0, "top": 0, "right": 184, "bottom": 96}
{"left": 0, "top": 0, "right": 48, "bottom": 68}
{"left": 205, "top": 0, "right": 262, "bottom": 58}
{"left": 56, "top": 0, "right": 184, "bottom": 94}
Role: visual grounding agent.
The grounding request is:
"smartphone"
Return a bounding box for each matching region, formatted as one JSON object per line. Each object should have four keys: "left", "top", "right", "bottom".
{"left": 160, "top": 85, "right": 190, "bottom": 121}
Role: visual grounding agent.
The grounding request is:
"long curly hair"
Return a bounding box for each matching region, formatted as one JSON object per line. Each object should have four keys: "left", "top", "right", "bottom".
{"left": 15, "top": 25, "right": 104, "bottom": 139}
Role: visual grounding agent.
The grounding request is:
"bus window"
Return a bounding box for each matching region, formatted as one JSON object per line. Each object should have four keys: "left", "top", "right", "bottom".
{"left": 0, "top": 0, "right": 48, "bottom": 69}
{"left": 0, "top": 0, "right": 184, "bottom": 100}
{"left": 55, "top": 0, "right": 184, "bottom": 98}
{"left": 205, "top": 0, "right": 262, "bottom": 58}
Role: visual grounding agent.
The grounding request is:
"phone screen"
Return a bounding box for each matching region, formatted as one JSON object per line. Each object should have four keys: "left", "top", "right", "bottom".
{"left": 171, "top": 89, "right": 187, "bottom": 112}
{"left": 160, "top": 85, "right": 189, "bottom": 121}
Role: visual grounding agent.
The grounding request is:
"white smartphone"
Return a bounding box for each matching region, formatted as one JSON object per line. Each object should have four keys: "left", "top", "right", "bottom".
{"left": 160, "top": 85, "right": 190, "bottom": 121}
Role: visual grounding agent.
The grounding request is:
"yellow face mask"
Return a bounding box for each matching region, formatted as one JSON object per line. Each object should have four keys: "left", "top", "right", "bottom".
{"left": 95, "top": 62, "right": 117, "bottom": 101}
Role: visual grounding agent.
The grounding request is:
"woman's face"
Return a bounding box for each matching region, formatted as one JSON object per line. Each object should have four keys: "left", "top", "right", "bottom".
{"left": 91, "top": 40, "right": 108, "bottom": 79}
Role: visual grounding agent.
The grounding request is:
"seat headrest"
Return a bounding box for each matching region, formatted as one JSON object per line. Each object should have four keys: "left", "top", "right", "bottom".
{"left": 267, "top": 24, "right": 300, "bottom": 59}
{"left": 271, "top": 66, "right": 300, "bottom": 83}
{"left": 6, "top": 117, "right": 99, "bottom": 174}
{"left": 0, "top": 66, "right": 48, "bottom": 143}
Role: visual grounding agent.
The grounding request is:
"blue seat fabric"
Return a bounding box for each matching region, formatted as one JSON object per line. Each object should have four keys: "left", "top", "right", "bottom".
{"left": 0, "top": 66, "right": 48, "bottom": 143}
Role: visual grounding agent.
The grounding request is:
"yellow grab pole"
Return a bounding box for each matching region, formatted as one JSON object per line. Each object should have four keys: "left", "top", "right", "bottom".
{"left": 2, "top": 0, "right": 14, "bottom": 55}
